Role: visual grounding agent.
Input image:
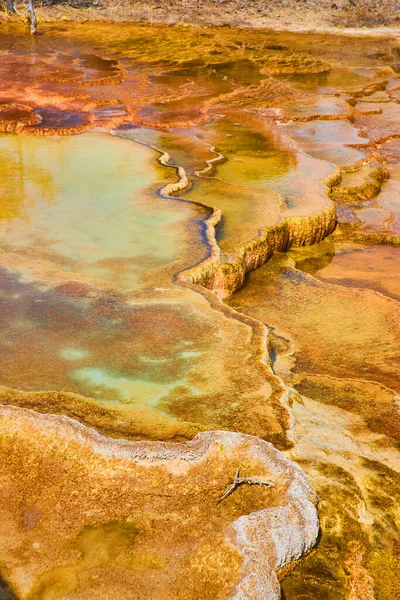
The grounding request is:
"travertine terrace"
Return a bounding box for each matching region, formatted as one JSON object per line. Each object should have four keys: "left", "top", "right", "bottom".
{"left": 0, "top": 406, "right": 318, "bottom": 600}
{"left": 0, "top": 22, "right": 399, "bottom": 600}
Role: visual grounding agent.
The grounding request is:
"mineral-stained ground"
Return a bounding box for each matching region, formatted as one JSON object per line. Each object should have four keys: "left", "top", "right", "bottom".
{"left": 0, "top": 22, "right": 399, "bottom": 600}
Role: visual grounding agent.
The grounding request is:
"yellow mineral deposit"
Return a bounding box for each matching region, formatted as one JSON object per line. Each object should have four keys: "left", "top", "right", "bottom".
{"left": 0, "top": 20, "right": 399, "bottom": 600}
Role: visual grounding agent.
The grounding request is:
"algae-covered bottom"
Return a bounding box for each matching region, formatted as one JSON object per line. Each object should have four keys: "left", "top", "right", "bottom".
{"left": 1, "top": 20, "right": 400, "bottom": 600}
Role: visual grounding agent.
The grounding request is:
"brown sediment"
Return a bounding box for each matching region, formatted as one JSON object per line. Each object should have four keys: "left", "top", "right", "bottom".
{"left": 334, "top": 158, "right": 400, "bottom": 244}
{"left": 0, "top": 404, "right": 318, "bottom": 600}
{"left": 291, "top": 241, "right": 400, "bottom": 301}
{"left": 231, "top": 253, "right": 400, "bottom": 391}
{"left": 0, "top": 51, "right": 130, "bottom": 134}
{"left": 348, "top": 79, "right": 389, "bottom": 100}
{"left": 292, "top": 374, "right": 400, "bottom": 442}
{"left": 209, "top": 76, "right": 302, "bottom": 110}
{"left": 280, "top": 391, "right": 400, "bottom": 600}
{"left": 290, "top": 111, "right": 351, "bottom": 123}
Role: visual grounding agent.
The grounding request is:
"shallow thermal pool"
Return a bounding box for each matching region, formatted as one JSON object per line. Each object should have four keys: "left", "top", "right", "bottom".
{"left": 0, "top": 21, "right": 399, "bottom": 600}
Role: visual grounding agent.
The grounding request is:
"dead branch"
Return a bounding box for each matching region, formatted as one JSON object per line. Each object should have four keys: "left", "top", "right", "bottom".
{"left": 217, "top": 468, "right": 274, "bottom": 504}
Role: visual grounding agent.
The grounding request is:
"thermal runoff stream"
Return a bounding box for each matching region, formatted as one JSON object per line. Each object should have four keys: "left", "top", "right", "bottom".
{"left": 0, "top": 22, "right": 399, "bottom": 600}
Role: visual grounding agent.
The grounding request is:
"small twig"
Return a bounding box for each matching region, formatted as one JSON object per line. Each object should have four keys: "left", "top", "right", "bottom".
{"left": 217, "top": 468, "right": 274, "bottom": 504}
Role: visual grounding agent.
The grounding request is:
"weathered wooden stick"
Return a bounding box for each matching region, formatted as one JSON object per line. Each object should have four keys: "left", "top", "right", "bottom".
{"left": 218, "top": 468, "right": 275, "bottom": 504}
